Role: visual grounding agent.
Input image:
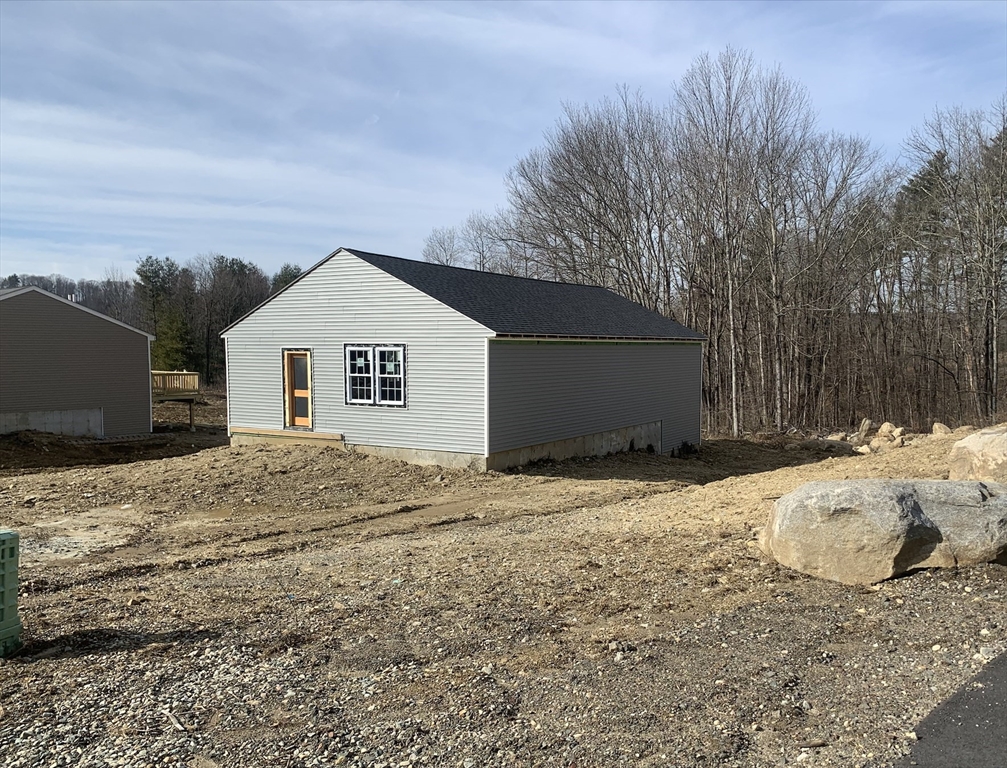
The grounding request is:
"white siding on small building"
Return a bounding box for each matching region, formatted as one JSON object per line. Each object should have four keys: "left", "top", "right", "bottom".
{"left": 487, "top": 339, "right": 702, "bottom": 454}
{"left": 223, "top": 250, "right": 491, "bottom": 455}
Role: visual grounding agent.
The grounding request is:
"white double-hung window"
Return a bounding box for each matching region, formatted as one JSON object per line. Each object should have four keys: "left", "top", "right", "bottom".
{"left": 346, "top": 346, "right": 374, "bottom": 404}
{"left": 345, "top": 344, "right": 406, "bottom": 406}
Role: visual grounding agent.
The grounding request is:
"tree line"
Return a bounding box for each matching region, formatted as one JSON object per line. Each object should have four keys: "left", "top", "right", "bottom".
{"left": 422, "top": 48, "right": 1007, "bottom": 435}
{"left": 3, "top": 47, "right": 1001, "bottom": 434}
{"left": 1, "top": 256, "right": 302, "bottom": 386}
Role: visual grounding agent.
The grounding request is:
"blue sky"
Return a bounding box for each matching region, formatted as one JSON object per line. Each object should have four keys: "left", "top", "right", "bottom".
{"left": 1, "top": 0, "right": 1004, "bottom": 280}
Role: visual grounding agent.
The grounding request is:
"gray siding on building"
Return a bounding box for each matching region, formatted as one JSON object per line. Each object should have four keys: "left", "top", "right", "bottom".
{"left": 0, "top": 290, "right": 152, "bottom": 437}
{"left": 223, "top": 250, "right": 490, "bottom": 455}
{"left": 487, "top": 339, "right": 702, "bottom": 454}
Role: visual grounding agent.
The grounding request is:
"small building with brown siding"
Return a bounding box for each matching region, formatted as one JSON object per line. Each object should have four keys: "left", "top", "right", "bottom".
{"left": 0, "top": 286, "right": 154, "bottom": 438}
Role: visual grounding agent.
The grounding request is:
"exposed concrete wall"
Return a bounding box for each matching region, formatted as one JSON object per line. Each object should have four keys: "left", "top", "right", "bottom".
{"left": 344, "top": 443, "right": 486, "bottom": 471}
{"left": 227, "top": 428, "right": 485, "bottom": 470}
{"left": 0, "top": 408, "right": 103, "bottom": 437}
{"left": 229, "top": 421, "right": 667, "bottom": 472}
{"left": 485, "top": 420, "right": 662, "bottom": 471}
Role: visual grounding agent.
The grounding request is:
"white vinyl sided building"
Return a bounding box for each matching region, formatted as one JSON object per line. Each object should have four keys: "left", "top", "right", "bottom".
{"left": 221, "top": 248, "right": 704, "bottom": 470}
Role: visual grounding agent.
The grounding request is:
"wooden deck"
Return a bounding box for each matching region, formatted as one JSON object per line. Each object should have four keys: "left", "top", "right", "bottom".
{"left": 151, "top": 371, "right": 200, "bottom": 399}
{"left": 151, "top": 371, "right": 200, "bottom": 431}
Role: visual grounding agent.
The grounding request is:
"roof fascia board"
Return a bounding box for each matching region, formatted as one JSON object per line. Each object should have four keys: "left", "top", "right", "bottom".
{"left": 0, "top": 286, "right": 155, "bottom": 339}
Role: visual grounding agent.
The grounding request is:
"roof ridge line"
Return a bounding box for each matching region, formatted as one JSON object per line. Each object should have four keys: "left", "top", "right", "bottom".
{"left": 343, "top": 247, "right": 610, "bottom": 290}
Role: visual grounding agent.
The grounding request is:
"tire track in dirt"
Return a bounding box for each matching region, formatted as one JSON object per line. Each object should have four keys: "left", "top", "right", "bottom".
{"left": 23, "top": 480, "right": 697, "bottom": 595}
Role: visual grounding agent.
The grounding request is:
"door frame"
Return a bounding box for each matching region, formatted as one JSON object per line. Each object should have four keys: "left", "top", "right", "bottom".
{"left": 283, "top": 349, "right": 312, "bottom": 429}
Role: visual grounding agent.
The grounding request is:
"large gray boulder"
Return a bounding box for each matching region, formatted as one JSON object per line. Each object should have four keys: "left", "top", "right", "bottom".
{"left": 948, "top": 425, "right": 1007, "bottom": 482}
{"left": 759, "top": 480, "right": 1007, "bottom": 585}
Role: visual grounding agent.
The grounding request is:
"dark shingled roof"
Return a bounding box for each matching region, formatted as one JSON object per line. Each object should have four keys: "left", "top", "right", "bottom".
{"left": 344, "top": 249, "right": 704, "bottom": 341}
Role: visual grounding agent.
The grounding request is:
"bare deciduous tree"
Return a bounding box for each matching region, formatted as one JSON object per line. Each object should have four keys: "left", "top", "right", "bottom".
{"left": 421, "top": 226, "right": 466, "bottom": 266}
{"left": 435, "top": 47, "right": 1006, "bottom": 433}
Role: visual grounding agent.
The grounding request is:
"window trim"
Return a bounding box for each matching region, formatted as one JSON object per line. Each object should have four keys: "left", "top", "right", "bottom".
{"left": 344, "top": 343, "right": 407, "bottom": 408}
{"left": 282, "top": 349, "right": 313, "bottom": 429}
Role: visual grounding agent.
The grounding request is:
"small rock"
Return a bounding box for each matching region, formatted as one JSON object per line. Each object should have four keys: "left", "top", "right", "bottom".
{"left": 877, "top": 422, "right": 896, "bottom": 438}
{"left": 980, "top": 646, "right": 996, "bottom": 659}
{"left": 855, "top": 446, "right": 871, "bottom": 455}
{"left": 933, "top": 422, "right": 953, "bottom": 435}
{"left": 434, "top": 474, "right": 444, "bottom": 483}
{"left": 892, "top": 427, "right": 906, "bottom": 438}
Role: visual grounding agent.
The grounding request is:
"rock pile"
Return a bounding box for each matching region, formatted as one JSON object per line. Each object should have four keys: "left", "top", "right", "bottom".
{"left": 819, "top": 419, "right": 969, "bottom": 456}
{"left": 826, "top": 419, "right": 909, "bottom": 455}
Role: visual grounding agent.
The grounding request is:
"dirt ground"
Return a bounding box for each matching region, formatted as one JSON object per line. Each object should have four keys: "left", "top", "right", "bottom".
{"left": 0, "top": 403, "right": 1004, "bottom": 768}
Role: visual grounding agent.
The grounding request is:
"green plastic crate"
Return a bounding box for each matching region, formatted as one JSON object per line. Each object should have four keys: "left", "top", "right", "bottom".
{"left": 0, "top": 529, "right": 21, "bottom": 656}
{"left": 0, "top": 622, "right": 20, "bottom": 657}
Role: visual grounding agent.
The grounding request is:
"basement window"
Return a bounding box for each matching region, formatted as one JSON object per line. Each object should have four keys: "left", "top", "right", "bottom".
{"left": 345, "top": 344, "right": 406, "bottom": 407}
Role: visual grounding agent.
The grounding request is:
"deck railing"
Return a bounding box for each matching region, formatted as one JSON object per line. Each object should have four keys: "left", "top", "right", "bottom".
{"left": 151, "top": 370, "right": 200, "bottom": 398}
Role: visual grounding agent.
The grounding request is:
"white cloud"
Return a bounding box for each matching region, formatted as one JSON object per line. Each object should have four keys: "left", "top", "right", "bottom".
{"left": 0, "top": 97, "right": 504, "bottom": 278}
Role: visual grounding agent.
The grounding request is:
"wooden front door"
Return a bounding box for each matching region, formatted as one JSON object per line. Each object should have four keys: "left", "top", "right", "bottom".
{"left": 284, "top": 351, "right": 312, "bottom": 428}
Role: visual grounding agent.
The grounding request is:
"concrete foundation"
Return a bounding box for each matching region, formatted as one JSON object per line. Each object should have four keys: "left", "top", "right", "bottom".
{"left": 344, "top": 444, "right": 487, "bottom": 470}
{"left": 0, "top": 408, "right": 103, "bottom": 437}
{"left": 228, "top": 421, "right": 668, "bottom": 472}
{"left": 485, "top": 421, "right": 663, "bottom": 471}
{"left": 228, "top": 427, "right": 484, "bottom": 469}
